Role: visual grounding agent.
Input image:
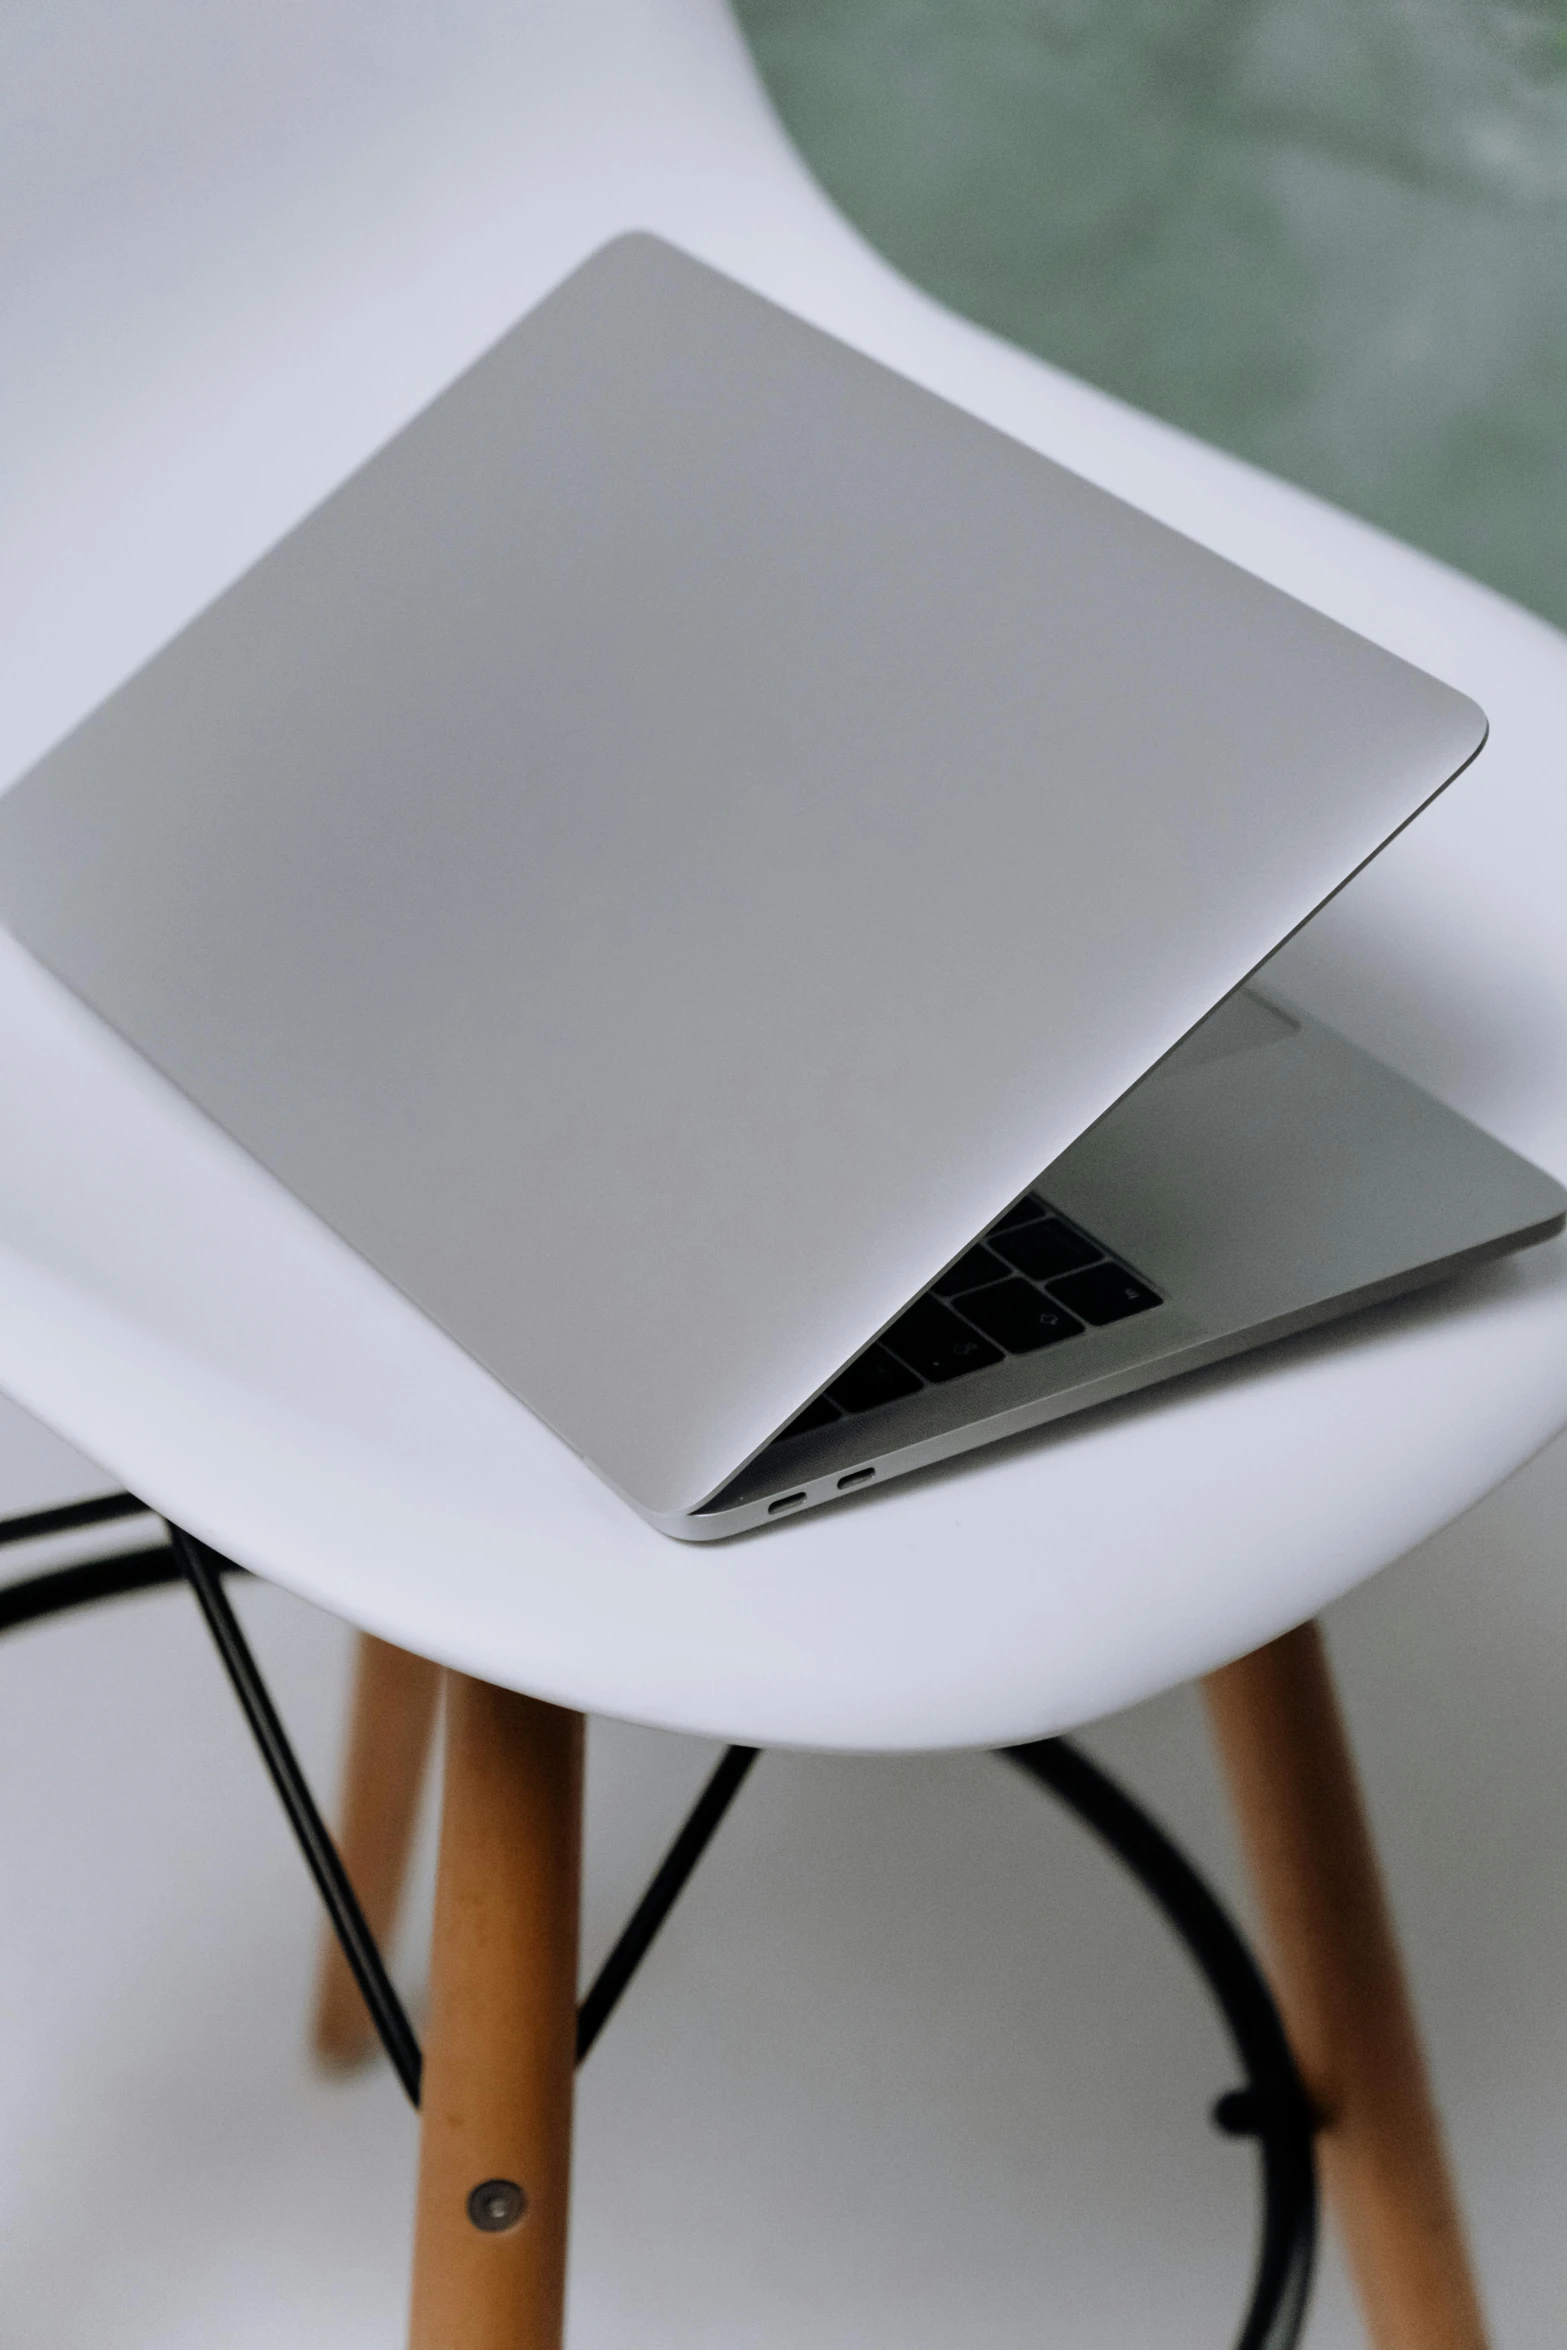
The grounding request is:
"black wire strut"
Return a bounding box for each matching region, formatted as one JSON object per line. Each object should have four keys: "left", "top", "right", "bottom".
{"left": 173, "top": 1526, "right": 427, "bottom": 2106}
{"left": 576, "top": 1740, "right": 758, "bottom": 2062}
{"left": 1, "top": 1498, "right": 1317, "bottom": 2347}
{"left": 1006, "top": 1739, "right": 1317, "bottom": 2350}
{"left": 0, "top": 1541, "right": 207, "bottom": 1634}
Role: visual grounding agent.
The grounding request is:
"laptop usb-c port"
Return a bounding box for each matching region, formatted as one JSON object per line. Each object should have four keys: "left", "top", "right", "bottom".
{"left": 768, "top": 1491, "right": 807, "bottom": 1515}
{"left": 837, "top": 1467, "right": 875, "bottom": 1490}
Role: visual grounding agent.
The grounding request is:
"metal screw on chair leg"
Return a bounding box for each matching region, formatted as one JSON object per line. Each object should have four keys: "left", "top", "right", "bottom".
{"left": 466, "top": 2179, "right": 527, "bottom": 2233}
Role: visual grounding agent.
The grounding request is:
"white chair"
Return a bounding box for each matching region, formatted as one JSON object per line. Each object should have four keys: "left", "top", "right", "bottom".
{"left": 4, "top": 3, "right": 1565, "bottom": 2342}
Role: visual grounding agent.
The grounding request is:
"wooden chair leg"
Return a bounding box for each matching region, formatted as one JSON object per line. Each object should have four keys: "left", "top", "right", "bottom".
{"left": 312, "top": 1631, "right": 442, "bottom": 2071}
{"left": 1203, "top": 1621, "right": 1488, "bottom": 2350}
{"left": 408, "top": 1675, "right": 583, "bottom": 2350}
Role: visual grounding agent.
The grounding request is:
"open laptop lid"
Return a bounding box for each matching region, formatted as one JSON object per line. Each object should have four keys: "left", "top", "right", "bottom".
{"left": 0, "top": 234, "right": 1485, "bottom": 1521}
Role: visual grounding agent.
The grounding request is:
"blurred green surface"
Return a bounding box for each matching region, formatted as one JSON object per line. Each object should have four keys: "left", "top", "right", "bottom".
{"left": 736, "top": 0, "right": 1567, "bottom": 629}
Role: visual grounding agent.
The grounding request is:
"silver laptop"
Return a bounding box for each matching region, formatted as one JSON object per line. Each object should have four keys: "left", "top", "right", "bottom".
{"left": 0, "top": 234, "right": 1559, "bottom": 1539}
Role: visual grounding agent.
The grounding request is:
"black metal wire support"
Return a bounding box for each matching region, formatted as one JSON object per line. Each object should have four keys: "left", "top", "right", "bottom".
{"left": 0, "top": 1490, "right": 152, "bottom": 1548}
{"left": 170, "top": 1523, "right": 426, "bottom": 2108}
{"left": 1008, "top": 1738, "right": 1317, "bottom": 2350}
{"left": 0, "top": 1545, "right": 185, "bottom": 1632}
{"left": 0, "top": 1493, "right": 186, "bottom": 1634}
{"left": 577, "top": 1743, "right": 758, "bottom": 2061}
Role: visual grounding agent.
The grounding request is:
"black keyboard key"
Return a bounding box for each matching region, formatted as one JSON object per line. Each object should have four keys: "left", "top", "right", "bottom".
{"left": 989, "top": 1191, "right": 1049, "bottom": 1235}
{"left": 955, "top": 1278, "right": 1084, "bottom": 1354}
{"left": 992, "top": 1216, "right": 1101, "bottom": 1281}
{"left": 778, "top": 1392, "right": 843, "bottom": 1440}
{"left": 1048, "top": 1263, "right": 1162, "bottom": 1325}
{"left": 932, "top": 1242, "right": 1010, "bottom": 1297}
{"left": 830, "top": 1343, "right": 923, "bottom": 1415}
{"left": 882, "top": 1296, "right": 1005, "bottom": 1383}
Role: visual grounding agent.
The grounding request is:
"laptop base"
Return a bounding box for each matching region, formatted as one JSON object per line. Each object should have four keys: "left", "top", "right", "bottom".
{"left": 680, "top": 991, "right": 1566, "bottom": 1539}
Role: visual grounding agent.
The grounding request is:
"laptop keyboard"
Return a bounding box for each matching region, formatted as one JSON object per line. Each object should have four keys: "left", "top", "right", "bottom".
{"left": 776, "top": 1193, "right": 1160, "bottom": 1442}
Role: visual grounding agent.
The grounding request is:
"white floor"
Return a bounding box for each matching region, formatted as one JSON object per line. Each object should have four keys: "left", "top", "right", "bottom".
{"left": 2, "top": 1399, "right": 1565, "bottom": 2346}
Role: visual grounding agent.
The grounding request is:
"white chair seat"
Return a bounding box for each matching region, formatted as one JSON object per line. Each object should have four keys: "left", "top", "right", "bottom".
{"left": 1, "top": 0, "right": 1564, "bottom": 1748}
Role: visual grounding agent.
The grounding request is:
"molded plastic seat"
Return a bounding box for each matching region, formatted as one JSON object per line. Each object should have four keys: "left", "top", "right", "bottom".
{"left": 1, "top": 0, "right": 1564, "bottom": 1751}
